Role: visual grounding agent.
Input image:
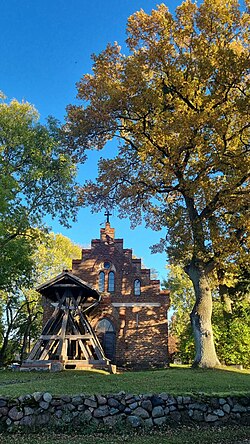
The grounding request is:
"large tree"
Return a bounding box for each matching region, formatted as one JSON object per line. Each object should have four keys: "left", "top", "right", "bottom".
{"left": 0, "top": 94, "right": 78, "bottom": 290}
{"left": 165, "top": 264, "right": 250, "bottom": 367}
{"left": 65, "top": 0, "right": 250, "bottom": 367}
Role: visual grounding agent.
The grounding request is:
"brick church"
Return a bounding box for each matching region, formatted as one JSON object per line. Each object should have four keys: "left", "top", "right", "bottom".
{"left": 69, "top": 217, "right": 170, "bottom": 369}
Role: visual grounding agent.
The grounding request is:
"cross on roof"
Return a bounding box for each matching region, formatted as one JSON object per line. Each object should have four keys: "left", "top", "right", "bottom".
{"left": 104, "top": 210, "right": 112, "bottom": 224}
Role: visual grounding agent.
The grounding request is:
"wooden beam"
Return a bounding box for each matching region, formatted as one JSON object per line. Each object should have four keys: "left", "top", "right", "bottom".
{"left": 53, "top": 284, "right": 79, "bottom": 287}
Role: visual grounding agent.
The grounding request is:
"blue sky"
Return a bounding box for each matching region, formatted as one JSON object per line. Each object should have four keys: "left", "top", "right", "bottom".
{"left": 1, "top": 0, "right": 181, "bottom": 283}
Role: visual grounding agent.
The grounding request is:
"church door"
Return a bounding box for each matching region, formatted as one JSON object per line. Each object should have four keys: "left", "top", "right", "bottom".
{"left": 95, "top": 318, "right": 116, "bottom": 363}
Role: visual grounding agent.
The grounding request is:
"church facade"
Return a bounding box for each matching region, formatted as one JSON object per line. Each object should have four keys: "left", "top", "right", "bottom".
{"left": 70, "top": 220, "right": 170, "bottom": 369}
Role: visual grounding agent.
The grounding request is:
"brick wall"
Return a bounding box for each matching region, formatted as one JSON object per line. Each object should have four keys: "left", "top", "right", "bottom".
{"left": 71, "top": 222, "right": 170, "bottom": 368}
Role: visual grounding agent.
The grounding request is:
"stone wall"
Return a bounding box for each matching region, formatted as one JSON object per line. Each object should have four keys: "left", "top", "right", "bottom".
{"left": 0, "top": 391, "right": 249, "bottom": 430}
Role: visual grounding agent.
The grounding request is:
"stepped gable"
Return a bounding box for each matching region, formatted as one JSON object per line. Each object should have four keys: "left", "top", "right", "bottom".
{"left": 71, "top": 220, "right": 170, "bottom": 369}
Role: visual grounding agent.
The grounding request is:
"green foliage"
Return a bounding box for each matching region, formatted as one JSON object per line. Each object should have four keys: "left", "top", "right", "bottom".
{"left": 166, "top": 265, "right": 250, "bottom": 367}
{"left": 0, "top": 232, "right": 82, "bottom": 365}
{"left": 213, "top": 299, "right": 250, "bottom": 368}
{"left": 164, "top": 265, "right": 195, "bottom": 363}
{"left": 0, "top": 235, "right": 35, "bottom": 291}
{"left": 34, "top": 232, "right": 82, "bottom": 283}
{"left": 0, "top": 95, "right": 78, "bottom": 292}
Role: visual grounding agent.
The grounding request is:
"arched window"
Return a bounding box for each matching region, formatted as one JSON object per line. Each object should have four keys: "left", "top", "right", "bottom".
{"left": 108, "top": 271, "right": 115, "bottom": 292}
{"left": 99, "top": 271, "right": 105, "bottom": 292}
{"left": 96, "top": 318, "right": 115, "bottom": 335}
{"left": 134, "top": 279, "right": 141, "bottom": 296}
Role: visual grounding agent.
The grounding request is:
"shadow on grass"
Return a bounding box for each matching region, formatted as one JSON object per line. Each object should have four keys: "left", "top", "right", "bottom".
{"left": 0, "top": 365, "right": 249, "bottom": 397}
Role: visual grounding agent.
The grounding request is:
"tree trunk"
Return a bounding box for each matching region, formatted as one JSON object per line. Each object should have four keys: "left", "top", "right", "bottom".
{"left": 20, "top": 320, "right": 31, "bottom": 363}
{"left": 0, "top": 325, "right": 12, "bottom": 367}
{"left": 186, "top": 260, "right": 221, "bottom": 368}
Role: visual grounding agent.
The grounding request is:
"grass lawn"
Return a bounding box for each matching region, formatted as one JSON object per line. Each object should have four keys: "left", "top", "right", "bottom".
{"left": 0, "top": 426, "right": 249, "bottom": 444}
{"left": 0, "top": 365, "right": 249, "bottom": 397}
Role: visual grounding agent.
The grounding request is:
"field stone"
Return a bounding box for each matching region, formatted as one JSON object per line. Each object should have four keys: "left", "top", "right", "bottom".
{"left": 108, "top": 398, "right": 119, "bottom": 408}
{"left": 210, "top": 398, "right": 220, "bottom": 409}
{"left": 8, "top": 406, "right": 23, "bottom": 421}
{"left": 159, "top": 393, "right": 169, "bottom": 401}
{"left": 93, "top": 405, "right": 110, "bottom": 418}
{"left": 227, "top": 397, "right": 234, "bottom": 407}
{"left": 241, "top": 397, "right": 250, "bottom": 406}
{"left": 213, "top": 409, "right": 225, "bottom": 417}
{"left": 128, "top": 402, "right": 138, "bottom": 410}
{"left": 84, "top": 398, "right": 97, "bottom": 408}
{"left": 109, "top": 408, "right": 119, "bottom": 416}
{"left": 223, "top": 404, "right": 231, "bottom": 414}
{"left": 0, "top": 399, "right": 7, "bottom": 407}
{"left": 219, "top": 398, "right": 227, "bottom": 405}
{"left": 72, "top": 396, "right": 83, "bottom": 406}
{"left": 232, "top": 404, "right": 247, "bottom": 413}
{"left": 118, "top": 403, "right": 126, "bottom": 412}
{"left": 39, "top": 401, "right": 50, "bottom": 410}
{"left": 133, "top": 407, "right": 150, "bottom": 419}
{"left": 189, "top": 403, "right": 207, "bottom": 412}
{"left": 166, "top": 396, "right": 176, "bottom": 406}
{"left": 33, "top": 392, "right": 43, "bottom": 402}
{"left": 20, "top": 415, "right": 35, "bottom": 426}
{"left": 151, "top": 395, "right": 165, "bottom": 407}
{"left": 125, "top": 394, "right": 134, "bottom": 402}
{"left": 96, "top": 395, "right": 107, "bottom": 405}
{"left": 127, "top": 415, "right": 142, "bottom": 428}
{"left": 205, "top": 414, "right": 218, "bottom": 422}
{"left": 43, "top": 393, "right": 52, "bottom": 403}
{"left": 61, "top": 395, "right": 71, "bottom": 403}
{"left": 141, "top": 399, "right": 152, "bottom": 412}
{"left": 24, "top": 407, "right": 34, "bottom": 416}
{"left": 51, "top": 399, "right": 63, "bottom": 407}
{"left": 0, "top": 407, "right": 8, "bottom": 416}
{"left": 152, "top": 406, "right": 164, "bottom": 418}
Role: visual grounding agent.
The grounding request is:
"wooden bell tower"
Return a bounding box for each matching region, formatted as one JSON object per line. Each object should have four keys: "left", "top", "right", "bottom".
{"left": 22, "top": 271, "right": 110, "bottom": 371}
